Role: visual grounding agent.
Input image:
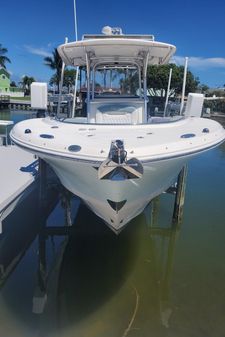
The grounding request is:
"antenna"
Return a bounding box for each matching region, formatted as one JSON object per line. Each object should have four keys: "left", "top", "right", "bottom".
{"left": 73, "top": 0, "right": 78, "bottom": 40}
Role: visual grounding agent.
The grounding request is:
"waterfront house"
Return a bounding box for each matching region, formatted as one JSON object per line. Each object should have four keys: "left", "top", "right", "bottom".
{"left": 0, "top": 68, "right": 10, "bottom": 94}
{"left": 0, "top": 67, "right": 24, "bottom": 97}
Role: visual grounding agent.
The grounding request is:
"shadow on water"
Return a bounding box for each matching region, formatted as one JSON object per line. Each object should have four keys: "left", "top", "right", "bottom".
{"left": 58, "top": 205, "right": 141, "bottom": 322}
{"left": 0, "top": 185, "right": 58, "bottom": 286}
{"left": 0, "top": 184, "right": 58, "bottom": 335}
{"left": 0, "top": 185, "right": 182, "bottom": 337}
{"left": 1, "top": 145, "right": 225, "bottom": 337}
{"left": 35, "top": 198, "right": 181, "bottom": 337}
{"left": 0, "top": 188, "right": 40, "bottom": 287}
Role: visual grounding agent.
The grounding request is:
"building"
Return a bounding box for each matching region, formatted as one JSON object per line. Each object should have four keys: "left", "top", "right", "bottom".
{"left": 0, "top": 68, "right": 10, "bottom": 94}
{"left": 0, "top": 67, "right": 24, "bottom": 97}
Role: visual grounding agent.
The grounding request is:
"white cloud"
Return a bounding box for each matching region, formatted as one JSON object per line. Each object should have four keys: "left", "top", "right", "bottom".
{"left": 24, "top": 45, "right": 52, "bottom": 57}
{"left": 172, "top": 56, "right": 225, "bottom": 69}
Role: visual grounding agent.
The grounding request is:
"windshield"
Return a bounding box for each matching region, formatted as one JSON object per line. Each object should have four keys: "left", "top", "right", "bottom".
{"left": 93, "top": 65, "right": 140, "bottom": 98}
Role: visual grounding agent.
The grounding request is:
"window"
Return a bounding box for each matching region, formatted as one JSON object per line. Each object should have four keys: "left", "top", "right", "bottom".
{"left": 94, "top": 65, "right": 140, "bottom": 98}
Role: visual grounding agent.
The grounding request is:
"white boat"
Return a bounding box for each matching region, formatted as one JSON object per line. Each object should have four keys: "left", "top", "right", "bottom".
{"left": 10, "top": 27, "right": 225, "bottom": 232}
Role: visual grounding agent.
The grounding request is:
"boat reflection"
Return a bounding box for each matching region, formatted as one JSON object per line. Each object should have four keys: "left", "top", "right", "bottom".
{"left": 0, "top": 190, "right": 182, "bottom": 337}
{"left": 0, "top": 185, "right": 58, "bottom": 287}
{"left": 35, "top": 199, "right": 181, "bottom": 336}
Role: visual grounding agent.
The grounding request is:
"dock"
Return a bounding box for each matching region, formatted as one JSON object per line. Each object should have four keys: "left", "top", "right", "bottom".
{"left": 0, "top": 95, "right": 10, "bottom": 108}
{"left": 0, "top": 145, "right": 38, "bottom": 233}
{"left": 0, "top": 95, "right": 74, "bottom": 115}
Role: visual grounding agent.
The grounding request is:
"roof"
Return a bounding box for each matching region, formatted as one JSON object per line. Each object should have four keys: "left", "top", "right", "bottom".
{"left": 0, "top": 68, "right": 10, "bottom": 78}
{"left": 57, "top": 37, "right": 176, "bottom": 67}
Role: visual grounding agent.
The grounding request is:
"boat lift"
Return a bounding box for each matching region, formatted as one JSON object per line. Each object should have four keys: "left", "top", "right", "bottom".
{"left": 33, "top": 169, "right": 184, "bottom": 316}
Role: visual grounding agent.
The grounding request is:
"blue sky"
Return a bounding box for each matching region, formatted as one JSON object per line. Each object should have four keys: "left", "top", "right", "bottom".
{"left": 1, "top": 0, "right": 225, "bottom": 87}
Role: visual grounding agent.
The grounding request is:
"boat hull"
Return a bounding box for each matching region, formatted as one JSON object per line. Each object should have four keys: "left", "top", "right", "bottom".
{"left": 41, "top": 154, "right": 189, "bottom": 231}
{"left": 10, "top": 115, "right": 225, "bottom": 232}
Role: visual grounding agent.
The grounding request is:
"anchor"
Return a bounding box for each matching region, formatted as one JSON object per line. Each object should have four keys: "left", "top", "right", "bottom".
{"left": 98, "top": 139, "right": 143, "bottom": 180}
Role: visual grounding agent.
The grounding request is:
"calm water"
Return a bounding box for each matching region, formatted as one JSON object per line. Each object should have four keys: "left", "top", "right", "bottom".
{"left": 0, "top": 109, "right": 225, "bottom": 337}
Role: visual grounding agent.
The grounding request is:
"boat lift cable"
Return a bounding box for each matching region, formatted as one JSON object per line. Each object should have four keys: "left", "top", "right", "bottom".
{"left": 72, "top": 0, "right": 79, "bottom": 118}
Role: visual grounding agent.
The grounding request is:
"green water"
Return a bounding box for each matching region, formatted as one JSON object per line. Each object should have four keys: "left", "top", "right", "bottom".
{"left": 0, "top": 109, "right": 225, "bottom": 337}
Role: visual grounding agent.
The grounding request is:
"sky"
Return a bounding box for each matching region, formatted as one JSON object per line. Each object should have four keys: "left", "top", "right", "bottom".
{"left": 1, "top": 0, "right": 225, "bottom": 88}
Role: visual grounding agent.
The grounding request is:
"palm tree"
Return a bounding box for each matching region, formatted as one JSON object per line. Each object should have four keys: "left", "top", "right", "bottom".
{"left": 19, "top": 76, "right": 35, "bottom": 95}
{"left": 44, "top": 48, "right": 62, "bottom": 92}
{"left": 0, "top": 44, "right": 11, "bottom": 69}
{"left": 63, "top": 68, "right": 77, "bottom": 93}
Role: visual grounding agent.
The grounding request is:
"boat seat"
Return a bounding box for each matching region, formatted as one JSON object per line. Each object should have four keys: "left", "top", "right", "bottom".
{"left": 90, "top": 102, "right": 144, "bottom": 124}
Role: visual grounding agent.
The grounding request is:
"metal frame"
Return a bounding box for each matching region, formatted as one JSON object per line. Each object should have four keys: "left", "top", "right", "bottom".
{"left": 64, "top": 42, "right": 165, "bottom": 123}
{"left": 91, "top": 61, "right": 143, "bottom": 100}
{"left": 143, "top": 52, "right": 149, "bottom": 122}
{"left": 57, "top": 37, "right": 68, "bottom": 116}
{"left": 85, "top": 51, "right": 91, "bottom": 121}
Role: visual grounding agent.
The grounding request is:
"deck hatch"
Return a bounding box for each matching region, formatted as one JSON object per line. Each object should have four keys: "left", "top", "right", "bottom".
{"left": 180, "top": 133, "right": 196, "bottom": 139}
{"left": 68, "top": 145, "right": 81, "bottom": 152}
{"left": 40, "top": 134, "right": 54, "bottom": 139}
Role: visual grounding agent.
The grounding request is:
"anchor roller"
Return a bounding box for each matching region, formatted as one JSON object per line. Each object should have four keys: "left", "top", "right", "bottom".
{"left": 98, "top": 139, "right": 143, "bottom": 180}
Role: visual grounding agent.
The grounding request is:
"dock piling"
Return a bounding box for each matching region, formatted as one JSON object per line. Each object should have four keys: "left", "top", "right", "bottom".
{"left": 172, "top": 165, "right": 188, "bottom": 223}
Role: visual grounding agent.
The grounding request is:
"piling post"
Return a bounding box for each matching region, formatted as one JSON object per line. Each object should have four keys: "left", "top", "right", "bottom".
{"left": 172, "top": 165, "right": 188, "bottom": 223}
{"left": 60, "top": 188, "right": 73, "bottom": 226}
{"left": 32, "top": 230, "right": 47, "bottom": 314}
{"left": 151, "top": 196, "right": 160, "bottom": 227}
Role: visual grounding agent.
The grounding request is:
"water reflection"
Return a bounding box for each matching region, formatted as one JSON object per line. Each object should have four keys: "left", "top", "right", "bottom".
{"left": 0, "top": 189, "right": 181, "bottom": 337}
{"left": 1, "top": 146, "right": 225, "bottom": 337}
{"left": 0, "top": 109, "right": 224, "bottom": 336}
{"left": 36, "top": 200, "right": 181, "bottom": 337}
{"left": 0, "top": 109, "right": 34, "bottom": 123}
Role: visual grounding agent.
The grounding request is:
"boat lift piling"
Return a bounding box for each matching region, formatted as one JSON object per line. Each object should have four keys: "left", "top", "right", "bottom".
{"left": 156, "top": 165, "right": 188, "bottom": 225}
{"left": 38, "top": 157, "right": 74, "bottom": 230}
{"left": 60, "top": 188, "right": 73, "bottom": 227}
{"left": 172, "top": 165, "right": 188, "bottom": 223}
{"left": 34, "top": 168, "right": 76, "bottom": 314}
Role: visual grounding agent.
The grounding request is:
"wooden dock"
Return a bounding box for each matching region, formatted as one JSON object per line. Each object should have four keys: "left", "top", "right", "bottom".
{"left": 0, "top": 145, "right": 38, "bottom": 233}
{"left": 0, "top": 95, "right": 10, "bottom": 108}
{"left": 0, "top": 95, "right": 73, "bottom": 115}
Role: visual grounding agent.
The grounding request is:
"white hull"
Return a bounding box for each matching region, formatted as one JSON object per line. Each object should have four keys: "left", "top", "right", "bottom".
{"left": 10, "top": 115, "right": 225, "bottom": 232}
{"left": 42, "top": 154, "right": 188, "bottom": 231}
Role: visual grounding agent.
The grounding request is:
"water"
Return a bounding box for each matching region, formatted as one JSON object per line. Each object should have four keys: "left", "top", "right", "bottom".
{"left": 0, "top": 109, "right": 225, "bottom": 337}
{"left": 0, "top": 109, "right": 35, "bottom": 144}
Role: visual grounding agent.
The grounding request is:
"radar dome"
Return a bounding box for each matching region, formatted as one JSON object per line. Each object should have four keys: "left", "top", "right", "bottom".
{"left": 102, "top": 26, "right": 113, "bottom": 35}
